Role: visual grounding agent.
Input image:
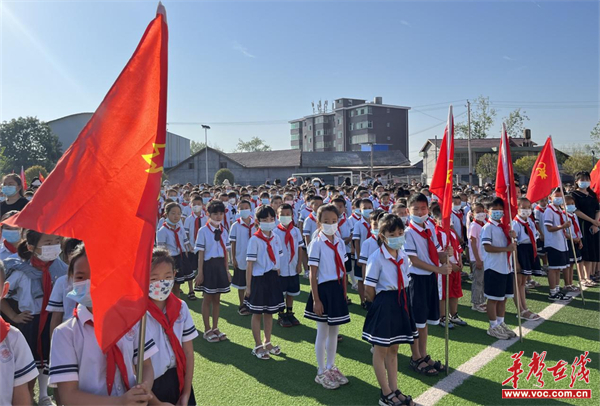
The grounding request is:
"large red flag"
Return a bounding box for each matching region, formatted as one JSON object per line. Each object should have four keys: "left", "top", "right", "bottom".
{"left": 429, "top": 105, "right": 454, "bottom": 231}
{"left": 4, "top": 8, "right": 168, "bottom": 351}
{"left": 495, "top": 123, "right": 518, "bottom": 223}
{"left": 591, "top": 160, "right": 600, "bottom": 201}
{"left": 526, "top": 136, "right": 561, "bottom": 204}
{"left": 20, "top": 166, "right": 27, "bottom": 191}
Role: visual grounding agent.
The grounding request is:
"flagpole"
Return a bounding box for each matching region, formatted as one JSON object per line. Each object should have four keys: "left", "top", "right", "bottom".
{"left": 444, "top": 105, "right": 452, "bottom": 375}
{"left": 550, "top": 137, "right": 586, "bottom": 304}
{"left": 445, "top": 257, "right": 449, "bottom": 375}
{"left": 136, "top": 313, "right": 148, "bottom": 384}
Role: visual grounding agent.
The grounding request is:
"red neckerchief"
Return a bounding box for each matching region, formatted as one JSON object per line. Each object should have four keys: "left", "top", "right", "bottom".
{"left": 308, "top": 213, "right": 317, "bottom": 223}
{"left": 534, "top": 205, "right": 546, "bottom": 213}
{"left": 277, "top": 223, "right": 295, "bottom": 263}
{"left": 486, "top": 219, "right": 512, "bottom": 262}
{"left": 338, "top": 214, "right": 347, "bottom": 229}
{"left": 381, "top": 248, "right": 408, "bottom": 313}
{"left": 147, "top": 294, "right": 185, "bottom": 394}
{"left": 351, "top": 213, "right": 361, "bottom": 221}
{"left": 453, "top": 210, "right": 465, "bottom": 235}
{"left": 435, "top": 225, "right": 462, "bottom": 263}
{"left": 0, "top": 316, "right": 10, "bottom": 344}
{"left": 223, "top": 208, "right": 230, "bottom": 231}
{"left": 30, "top": 256, "right": 53, "bottom": 367}
{"left": 194, "top": 214, "right": 202, "bottom": 242}
{"left": 514, "top": 216, "right": 537, "bottom": 258}
{"left": 323, "top": 236, "right": 347, "bottom": 298}
{"left": 3, "top": 239, "right": 17, "bottom": 254}
{"left": 74, "top": 309, "right": 130, "bottom": 396}
{"left": 253, "top": 230, "right": 276, "bottom": 264}
{"left": 361, "top": 219, "right": 372, "bottom": 239}
{"left": 380, "top": 204, "right": 390, "bottom": 212}
{"left": 238, "top": 218, "right": 254, "bottom": 239}
{"left": 566, "top": 212, "right": 581, "bottom": 237}
{"left": 474, "top": 220, "right": 485, "bottom": 227}
{"left": 207, "top": 223, "right": 228, "bottom": 267}
{"left": 408, "top": 223, "right": 440, "bottom": 266}
{"left": 548, "top": 204, "right": 567, "bottom": 237}
{"left": 181, "top": 202, "right": 189, "bottom": 207}
{"left": 166, "top": 223, "right": 184, "bottom": 254}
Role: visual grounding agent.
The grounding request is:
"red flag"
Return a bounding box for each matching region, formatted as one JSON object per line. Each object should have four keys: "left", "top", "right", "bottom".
{"left": 591, "top": 160, "right": 600, "bottom": 201}
{"left": 429, "top": 105, "right": 455, "bottom": 231}
{"left": 3, "top": 8, "right": 168, "bottom": 351}
{"left": 495, "top": 123, "right": 518, "bottom": 223}
{"left": 21, "top": 166, "right": 27, "bottom": 191}
{"left": 526, "top": 136, "right": 561, "bottom": 204}
{"left": 39, "top": 172, "right": 45, "bottom": 183}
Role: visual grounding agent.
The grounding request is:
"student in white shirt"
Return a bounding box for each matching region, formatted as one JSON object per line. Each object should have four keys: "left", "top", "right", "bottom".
{"left": 353, "top": 198, "right": 374, "bottom": 308}
{"left": 229, "top": 199, "right": 254, "bottom": 316}
{"left": 468, "top": 203, "right": 487, "bottom": 313}
{"left": 450, "top": 195, "right": 466, "bottom": 245}
{"left": 331, "top": 197, "right": 353, "bottom": 296}
{"left": 359, "top": 211, "right": 386, "bottom": 309}
{"left": 0, "top": 211, "right": 21, "bottom": 261}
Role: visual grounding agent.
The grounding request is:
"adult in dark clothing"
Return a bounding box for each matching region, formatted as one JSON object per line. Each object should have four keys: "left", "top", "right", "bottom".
{"left": 1, "top": 174, "right": 29, "bottom": 217}
{"left": 571, "top": 171, "right": 600, "bottom": 284}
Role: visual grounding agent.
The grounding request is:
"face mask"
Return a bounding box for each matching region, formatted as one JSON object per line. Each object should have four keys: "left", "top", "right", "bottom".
{"left": 284, "top": 200, "right": 294, "bottom": 205}
{"left": 259, "top": 221, "right": 276, "bottom": 232}
{"left": 261, "top": 198, "right": 270, "bottom": 205}
{"left": 210, "top": 219, "right": 222, "bottom": 227}
{"left": 166, "top": 218, "right": 177, "bottom": 226}
{"left": 519, "top": 209, "right": 532, "bottom": 218}
{"left": 566, "top": 204, "right": 577, "bottom": 213}
{"left": 410, "top": 214, "right": 429, "bottom": 224}
{"left": 354, "top": 209, "right": 361, "bottom": 215}
{"left": 168, "top": 196, "right": 178, "bottom": 201}
{"left": 240, "top": 209, "right": 252, "bottom": 219}
{"left": 321, "top": 223, "right": 338, "bottom": 236}
{"left": 490, "top": 210, "right": 504, "bottom": 221}
{"left": 362, "top": 209, "right": 373, "bottom": 218}
{"left": 578, "top": 181, "right": 591, "bottom": 189}
{"left": 453, "top": 205, "right": 462, "bottom": 211}
{"left": 202, "top": 197, "right": 211, "bottom": 204}
{"left": 386, "top": 236, "right": 405, "bottom": 250}
{"left": 2, "top": 229, "right": 20, "bottom": 244}
{"left": 372, "top": 229, "right": 379, "bottom": 236}
{"left": 67, "top": 279, "right": 93, "bottom": 307}
{"left": 2, "top": 186, "right": 17, "bottom": 197}
{"left": 26, "top": 196, "right": 32, "bottom": 201}
{"left": 339, "top": 191, "right": 345, "bottom": 196}
{"left": 251, "top": 195, "right": 259, "bottom": 201}
{"left": 475, "top": 213, "right": 487, "bottom": 222}
{"left": 149, "top": 279, "right": 175, "bottom": 301}
{"left": 400, "top": 216, "right": 409, "bottom": 225}
{"left": 193, "top": 205, "right": 203, "bottom": 214}
{"left": 313, "top": 182, "right": 320, "bottom": 187}
{"left": 279, "top": 216, "right": 293, "bottom": 226}
{"left": 461, "top": 201, "right": 467, "bottom": 207}
{"left": 552, "top": 197, "right": 564, "bottom": 206}
{"left": 37, "top": 244, "right": 62, "bottom": 262}
{"left": 228, "top": 198, "right": 236, "bottom": 205}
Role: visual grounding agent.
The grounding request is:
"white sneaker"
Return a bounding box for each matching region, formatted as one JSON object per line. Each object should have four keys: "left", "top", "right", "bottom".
{"left": 38, "top": 396, "right": 56, "bottom": 406}
{"left": 499, "top": 322, "right": 517, "bottom": 338}
{"left": 315, "top": 370, "right": 340, "bottom": 389}
{"left": 328, "top": 366, "right": 349, "bottom": 385}
{"left": 487, "top": 325, "right": 510, "bottom": 340}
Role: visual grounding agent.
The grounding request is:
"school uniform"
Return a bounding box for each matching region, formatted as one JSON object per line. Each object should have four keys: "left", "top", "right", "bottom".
{"left": 228, "top": 218, "right": 255, "bottom": 289}
{"left": 358, "top": 235, "right": 379, "bottom": 266}
{"left": 49, "top": 304, "right": 157, "bottom": 397}
{"left": 157, "top": 223, "right": 195, "bottom": 284}
{"left": 222, "top": 204, "right": 235, "bottom": 232}
{"left": 435, "top": 227, "right": 464, "bottom": 300}
{"left": 0, "top": 317, "right": 39, "bottom": 405}
{"left": 352, "top": 217, "right": 372, "bottom": 281}
{"left": 533, "top": 206, "right": 547, "bottom": 255}
{"left": 299, "top": 207, "right": 313, "bottom": 224}
{"left": 302, "top": 213, "right": 318, "bottom": 241}
{"left": 273, "top": 223, "right": 304, "bottom": 296}
{"left": 4, "top": 257, "right": 68, "bottom": 371}
{"left": 404, "top": 222, "right": 442, "bottom": 328}
{"left": 46, "top": 275, "right": 77, "bottom": 322}
{"left": 512, "top": 216, "right": 541, "bottom": 275}
{"left": 481, "top": 220, "right": 514, "bottom": 301}
{"left": 337, "top": 213, "right": 353, "bottom": 275}
{"left": 244, "top": 231, "right": 285, "bottom": 314}
{"left": 184, "top": 212, "right": 206, "bottom": 276}
{"left": 451, "top": 210, "right": 466, "bottom": 241}
{"left": 468, "top": 220, "right": 485, "bottom": 305}
{"left": 304, "top": 232, "right": 350, "bottom": 325}
{"left": 180, "top": 202, "right": 192, "bottom": 219}
{"left": 566, "top": 212, "right": 583, "bottom": 263}
{"left": 362, "top": 247, "right": 417, "bottom": 346}
{"left": 147, "top": 296, "right": 198, "bottom": 405}
{"left": 0, "top": 240, "right": 19, "bottom": 262}
{"left": 194, "top": 223, "right": 231, "bottom": 294}
{"left": 378, "top": 203, "right": 392, "bottom": 213}
{"left": 543, "top": 204, "right": 569, "bottom": 269}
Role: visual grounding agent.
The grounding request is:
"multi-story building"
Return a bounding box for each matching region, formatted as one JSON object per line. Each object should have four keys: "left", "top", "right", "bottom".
{"left": 290, "top": 97, "right": 410, "bottom": 157}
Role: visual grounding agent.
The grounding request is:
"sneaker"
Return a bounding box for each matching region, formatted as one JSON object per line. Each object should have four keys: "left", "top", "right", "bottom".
{"left": 315, "top": 370, "right": 340, "bottom": 389}
{"left": 277, "top": 313, "right": 293, "bottom": 328}
{"left": 439, "top": 316, "right": 454, "bottom": 329}
{"left": 38, "top": 397, "right": 56, "bottom": 406}
{"left": 538, "top": 269, "right": 548, "bottom": 276}
{"left": 471, "top": 304, "right": 487, "bottom": 313}
{"left": 548, "top": 292, "right": 563, "bottom": 301}
{"left": 287, "top": 311, "right": 301, "bottom": 326}
{"left": 328, "top": 366, "right": 349, "bottom": 385}
{"left": 487, "top": 325, "right": 510, "bottom": 340}
{"left": 499, "top": 322, "right": 517, "bottom": 338}
{"left": 450, "top": 313, "right": 468, "bottom": 326}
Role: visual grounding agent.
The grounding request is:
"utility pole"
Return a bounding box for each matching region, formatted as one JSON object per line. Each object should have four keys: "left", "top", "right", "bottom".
{"left": 202, "top": 125, "right": 211, "bottom": 184}
{"left": 370, "top": 142, "right": 374, "bottom": 178}
{"left": 434, "top": 135, "right": 438, "bottom": 161}
{"left": 467, "top": 100, "right": 473, "bottom": 185}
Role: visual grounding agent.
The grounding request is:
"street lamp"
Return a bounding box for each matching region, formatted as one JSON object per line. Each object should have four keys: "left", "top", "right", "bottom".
{"left": 201, "top": 125, "right": 210, "bottom": 184}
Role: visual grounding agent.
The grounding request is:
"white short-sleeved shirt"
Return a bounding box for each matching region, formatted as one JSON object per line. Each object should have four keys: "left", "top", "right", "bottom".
{"left": 566, "top": 212, "right": 583, "bottom": 239}
{"left": 543, "top": 205, "right": 568, "bottom": 251}
{"left": 404, "top": 222, "right": 442, "bottom": 276}
{"left": 480, "top": 220, "right": 511, "bottom": 274}
{"left": 184, "top": 213, "right": 206, "bottom": 248}
{"left": 299, "top": 207, "right": 313, "bottom": 224}
{"left": 146, "top": 300, "right": 198, "bottom": 379}
{"left": 337, "top": 214, "right": 353, "bottom": 253}
{"left": 307, "top": 232, "right": 348, "bottom": 284}
{"left": 222, "top": 205, "right": 235, "bottom": 232}
{"left": 273, "top": 225, "right": 304, "bottom": 277}
{"left": 48, "top": 305, "right": 158, "bottom": 396}
{"left": 180, "top": 203, "right": 192, "bottom": 219}
{"left": 468, "top": 220, "right": 484, "bottom": 262}
{"left": 246, "top": 231, "right": 284, "bottom": 276}
{"left": 512, "top": 216, "right": 539, "bottom": 245}
{"left": 0, "top": 322, "right": 39, "bottom": 405}
{"left": 358, "top": 236, "right": 379, "bottom": 265}
{"left": 229, "top": 218, "right": 255, "bottom": 270}
{"left": 451, "top": 210, "right": 465, "bottom": 238}
{"left": 364, "top": 247, "right": 410, "bottom": 294}
{"left": 352, "top": 217, "right": 372, "bottom": 244}
{"left": 0, "top": 244, "right": 18, "bottom": 262}
{"left": 46, "top": 275, "right": 77, "bottom": 322}
{"left": 156, "top": 225, "right": 189, "bottom": 256}
{"left": 194, "top": 224, "right": 230, "bottom": 259}
{"left": 436, "top": 229, "right": 460, "bottom": 264}
{"left": 302, "top": 215, "right": 318, "bottom": 239}
{"left": 533, "top": 206, "right": 546, "bottom": 238}
{"left": 378, "top": 203, "right": 393, "bottom": 214}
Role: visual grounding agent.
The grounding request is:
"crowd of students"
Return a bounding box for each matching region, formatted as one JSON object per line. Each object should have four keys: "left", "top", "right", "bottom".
{"left": 0, "top": 170, "right": 598, "bottom": 406}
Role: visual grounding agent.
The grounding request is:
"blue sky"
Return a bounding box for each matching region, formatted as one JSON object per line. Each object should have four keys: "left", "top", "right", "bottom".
{"left": 1, "top": 0, "right": 598, "bottom": 163}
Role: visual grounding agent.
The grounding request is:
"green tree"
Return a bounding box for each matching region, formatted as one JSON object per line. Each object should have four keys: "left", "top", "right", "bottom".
{"left": 214, "top": 168, "right": 234, "bottom": 185}
{"left": 475, "top": 153, "right": 498, "bottom": 181}
{"left": 456, "top": 96, "right": 497, "bottom": 139}
{"left": 0, "top": 147, "right": 10, "bottom": 175}
{"left": 562, "top": 149, "right": 594, "bottom": 176}
{"left": 0, "top": 117, "right": 62, "bottom": 170}
{"left": 191, "top": 140, "right": 223, "bottom": 155}
{"left": 513, "top": 155, "right": 538, "bottom": 176}
{"left": 590, "top": 120, "right": 600, "bottom": 150}
{"left": 503, "top": 108, "right": 530, "bottom": 138}
{"left": 234, "top": 137, "right": 272, "bottom": 152}
{"left": 24, "top": 165, "right": 49, "bottom": 185}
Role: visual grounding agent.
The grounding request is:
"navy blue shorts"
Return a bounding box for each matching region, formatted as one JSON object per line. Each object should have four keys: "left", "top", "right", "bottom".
{"left": 408, "top": 273, "right": 439, "bottom": 328}
{"left": 484, "top": 269, "right": 514, "bottom": 301}
{"left": 546, "top": 247, "right": 569, "bottom": 269}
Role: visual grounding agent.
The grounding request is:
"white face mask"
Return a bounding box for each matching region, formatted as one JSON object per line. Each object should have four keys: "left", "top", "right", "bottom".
{"left": 321, "top": 223, "right": 338, "bottom": 236}
{"left": 210, "top": 219, "right": 222, "bottom": 227}
{"left": 192, "top": 205, "right": 203, "bottom": 214}
{"left": 519, "top": 209, "right": 532, "bottom": 218}
{"left": 149, "top": 279, "right": 175, "bottom": 301}
{"left": 228, "top": 198, "right": 236, "bottom": 205}
{"left": 259, "top": 221, "right": 276, "bottom": 232}
{"left": 279, "top": 216, "right": 293, "bottom": 226}
{"left": 37, "top": 244, "right": 62, "bottom": 262}
{"left": 475, "top": 212, "right": 487, "bottom": 222}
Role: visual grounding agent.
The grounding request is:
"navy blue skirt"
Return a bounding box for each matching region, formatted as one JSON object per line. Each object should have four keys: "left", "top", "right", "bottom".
{"left": 244, "top": 270, "right": 285, "bottom": 314}
{"left": 516, "top": 243, "right": 541, "bottom": 275}
{"left": 195, "top": 257, "right": 230, "bottom": 294}
{"left": 362, "top": 290, "right": 418, "bottom": 347}
{"left": 304, "top": 280, "right": 350, "bottom": 325}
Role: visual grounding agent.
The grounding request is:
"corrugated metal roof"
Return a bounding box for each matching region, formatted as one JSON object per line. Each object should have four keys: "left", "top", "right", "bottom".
{"left": 226, "top": 149, "right": 302, "bottom": 168}
{"left": 302, "top": 150, "right": 410, "bottom": 168}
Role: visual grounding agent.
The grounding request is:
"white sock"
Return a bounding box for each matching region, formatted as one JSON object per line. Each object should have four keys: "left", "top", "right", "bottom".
{"left": 551, "top": 287, "right": 558, "bottom": 295}
{"left": 489, "top": 319, "right": 497, "bottom": 328}
{"left": 325, "top": 325, "right": 340, "bottom": 370}
{"left": 497, "top": 316, "right": 504, "bottom": 325}
{"left": 38, "top": 370, "right": 49, "bottom": 399}
{"left": 315, "top": 322, "right": 329, "bottom": 374}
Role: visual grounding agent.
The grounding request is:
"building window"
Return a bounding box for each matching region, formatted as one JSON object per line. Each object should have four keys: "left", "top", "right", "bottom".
{"left": 338, "top": 131, "right": 342, "bottom": 139}
{"left": 387, "top": 136, "right": 391, "bottom": 141}
{"left": 337, "top": 119, "right": 341, "bottom": 125}
{"left": 350, "top": 123, "right": 354, "bottom": 131}
{"left": 337, "top": 144, "right": 343, "bottom": 151}
{"left": 368, "top": 121, "right": 373, "bottom": 128}
{"left": 368, "top": 106, "right": 372, "bottom": 114}
{"left": 304, "top": 121, "right": 307, "bottom": 127}
{"left": 188, "top": 162, "right": 194, "bottom": 169}
{"left": 219, "top": 162, "right": 227, "bottom": 169}
{"left": 309, "top": 125, "right": 312, "bottom": 131}
{"left": 309, "top": 137, "right": 312, "bottom": 143}
{"left": 291, "top": 122, "right": 300, "bottom": 129}
{"left": 348, "top": 100, "right": 353, "bottom": 105}
{"left": 387, "top": 122, "right": 391, "bottom": 128}
{"left": 360, "top": 108, "right": 365, "bottom": 115}
{"left": 386, "top": 108, "right": 390, "bottom": 113}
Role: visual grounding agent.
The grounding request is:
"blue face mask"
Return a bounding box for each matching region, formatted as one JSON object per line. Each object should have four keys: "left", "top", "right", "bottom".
{"left": 2, "top": 229, "right": 20, "bottom": 244}
{"left": 490, "top": 210, "right": 504, "bottom": 221}
{"left": 2, "top": 186, "right": 17, "bottom": 197}
{"left": 552, "top": 197, "right": 564, "bottom": 206}
{"left": 372, "top": 229, "right": 379, "bottom": 236}
{"left": 165, "top": 218, "right": 177, "bottom": 226}
{"left": 410, "top": 214, "right": 429, "bottom": 224}
{"left": 67, "top": 279, "right": 93, "bottom": 307}
{"left": 202, "top": 197, "right": 211, "bottom": 204}
{"left": 362, "top": 209, "right": 373, "bottom": 218}
{"left": 566, "top": 204, "right": 577, "bottom": 213}
{"left": 354, "top": 209, "right": 361, "bottom": 215}
{"left": 578, "top": 181, "right": 591, "bottom": 189}
{"left": 387, "top": 235, "right": 405, "bottom": 250}
{"left": 261, "top": 198, "right": 270, "bottom": 205}
{"left": 240, "top": 209, "right": 252, "bottom": 219}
